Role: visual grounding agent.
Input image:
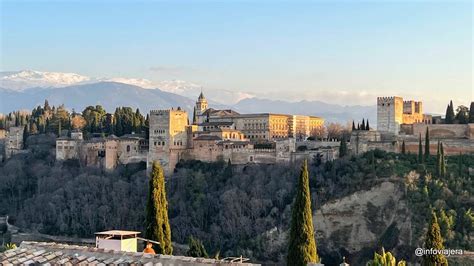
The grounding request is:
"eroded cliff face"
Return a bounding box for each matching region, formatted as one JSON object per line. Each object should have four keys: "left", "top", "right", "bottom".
{"left": 260, "top": 181, "right": 413, "bottom": 265}
{"left": 313, "top": 181, "right": 412, "bottom": 264}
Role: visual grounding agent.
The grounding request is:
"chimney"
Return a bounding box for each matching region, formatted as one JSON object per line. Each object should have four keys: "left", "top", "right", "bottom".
{"left": 95, "top": 230, "right": 140, "bottom": 252}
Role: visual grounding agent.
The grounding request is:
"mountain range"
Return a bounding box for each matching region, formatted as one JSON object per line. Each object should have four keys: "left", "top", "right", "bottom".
{"left": 0, "top": 70, "right": 376, "bottom": 123}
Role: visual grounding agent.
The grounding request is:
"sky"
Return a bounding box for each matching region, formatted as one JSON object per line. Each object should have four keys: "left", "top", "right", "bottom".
{"left": 1, "top": 0, "right": 472, "bottom": 113}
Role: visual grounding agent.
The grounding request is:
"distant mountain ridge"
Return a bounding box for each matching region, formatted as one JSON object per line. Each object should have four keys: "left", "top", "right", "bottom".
{"left": 232, "top": 98, "right": 376, "bottom": 124}
{"left": 0, "top": 70, "right": 376, "bottom": 123}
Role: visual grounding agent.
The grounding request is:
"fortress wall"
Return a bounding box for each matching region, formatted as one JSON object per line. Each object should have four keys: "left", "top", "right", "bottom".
{"left": 412, "top": 124, "right": 470, "bottom": 139}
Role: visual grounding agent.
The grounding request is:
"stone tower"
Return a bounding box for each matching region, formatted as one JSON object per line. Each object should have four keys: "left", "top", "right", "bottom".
{"left": 195, "top": 91, "right": 208, "bottom": 116}
{"left": 148, "top": 108, "right": 188, "bottom": 171}
{"left": 377, "top": 96, "right": 404, "bottom": 134}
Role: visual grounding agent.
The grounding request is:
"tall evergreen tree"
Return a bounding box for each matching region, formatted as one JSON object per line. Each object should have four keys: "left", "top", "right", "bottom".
{"left": 22, "top": 124, "right": 29, "bottom": 149}
{"left": 436, "top": 141, "right": 441, "bottom": 177}
{"left": 418, "top": 134, "right": 423, "bottom": 163}
{"left": 145, "top": 161, "right": 173, "bottom": 255}
{"left": 361, "top": 119, "right": 366, "bottom": 130}
{"left": 366, "top": 119, "right": 370, "bottom": 130}
{"left": 440, "top": 143, "right": 446, "bottom": 178}
{"left": 339, "top": 137, "right": 348, "bottom": 157}
{"left": 186, "top": 236, "right": 208, "bottom": 258}
{"left": 422, "top": 212, "right": 448, "bottom": 266}
{"left": 469, "top": 102, "right": 474, "bottom": 123}
{"left": 445, "top": 100, "right": 455, "bottom": 124}
{"left": 401, "top": 140, "right": 406, "bottom": 155}
{"left": 352, "top": 121, "right": 356, "bottom": 131}
{"left": 424, "top": 127, "right": 430, "bottom": 161}
{"left": 287, "top": 160, "right": 319, "bottom": 265}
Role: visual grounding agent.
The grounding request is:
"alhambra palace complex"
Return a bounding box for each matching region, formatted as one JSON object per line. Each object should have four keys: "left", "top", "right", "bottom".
{"left": 2, "top": 95, "right": 473, "bottom": 171}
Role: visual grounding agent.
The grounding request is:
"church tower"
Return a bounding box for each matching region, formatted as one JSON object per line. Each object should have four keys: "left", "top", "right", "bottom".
{"left": 195, "top": 91, "right": 208, "bottom": 117}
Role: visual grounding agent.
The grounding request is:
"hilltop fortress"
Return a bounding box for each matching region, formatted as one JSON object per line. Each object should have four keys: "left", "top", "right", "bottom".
{"left": 50, "top": 93, "right": 327, "bottom": 172}
{"left": 148, "top": 92, "right": 325, "bottom": 171}
{"left": 351, "top": 96, "right": 474, "bottom": 155}
{"left": 377, "top": 96, "right": 432, "bottom": 134}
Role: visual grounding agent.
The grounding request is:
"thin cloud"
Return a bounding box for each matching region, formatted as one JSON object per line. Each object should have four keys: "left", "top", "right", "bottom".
{"left": 149, "top": 65, "right": 198, "bottom": 76}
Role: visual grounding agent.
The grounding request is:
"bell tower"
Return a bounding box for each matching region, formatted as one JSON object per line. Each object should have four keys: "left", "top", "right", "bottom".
{"left": 195, "top": 90, "right": 208, "bottom": 116}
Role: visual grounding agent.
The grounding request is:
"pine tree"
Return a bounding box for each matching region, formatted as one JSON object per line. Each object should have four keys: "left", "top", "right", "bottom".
{"left": 422, "top": 212, "right": 448, "bottom": 266}
{"left": 469, "top": 102, "right": 474, "bottom": 123}
{"left": 424, "top": 127, "right": 430, "bottom": 161}
{"left": 186, "top": 236, "right": 208, "bottom": 258}
{"left": 418, "top": 134, "right": 423, "bottom": 163}
{"left": 339, "top": 137, "right": 348, "bottom": 157}
{"left": 445, "top": 100, "right": 455, "bottom": 124}
{"left": 401, "top": 140, "right": 406, "bottom": 155}
{"left": 287, "top": 160, "right": 319, "bottom": 265}
{"left": 145, "top": 161, "right": 173, "bottom": 255}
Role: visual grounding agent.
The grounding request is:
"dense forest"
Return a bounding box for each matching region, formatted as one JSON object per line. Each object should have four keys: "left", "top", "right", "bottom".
{"left": 0, "top": 100, "right": 149, "bottom": 139}
{"left": 0, "top": 132, "right": 472, "bottom": 264}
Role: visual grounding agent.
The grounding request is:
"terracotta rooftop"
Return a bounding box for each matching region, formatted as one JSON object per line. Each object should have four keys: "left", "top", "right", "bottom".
{"left": 0, "top": 241, "right": 260, "bottom": 266}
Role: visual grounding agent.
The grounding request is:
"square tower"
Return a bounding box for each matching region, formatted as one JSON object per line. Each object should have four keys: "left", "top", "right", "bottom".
{"left": 377, "top": 96, "right": 404, "bottom": 134}
{"left": 148, "top": 108, "right": 188, "bottom": 170}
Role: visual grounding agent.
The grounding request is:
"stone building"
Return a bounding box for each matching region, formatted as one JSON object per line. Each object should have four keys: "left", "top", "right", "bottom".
{"left": 56, "top": 132, "right": 148, "bottom": 170}
{"left": 146, "top": 93, "right": 325, "bottom": 172}
{"left": 5, "top": 126, "right": 24, "bottom": 159}
{"left": 352, "top": 97, "right": 474, "bottom": 155}
{"left": 377, "top": 96, "right": 432, "bottom": 134}
{"left": 194, "top": 93, "right": 324, "bottom": 141}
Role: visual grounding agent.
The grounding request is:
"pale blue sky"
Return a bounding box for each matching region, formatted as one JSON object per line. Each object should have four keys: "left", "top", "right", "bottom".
{"left": 1, "top": 0, "right": 472, "bottom": 112}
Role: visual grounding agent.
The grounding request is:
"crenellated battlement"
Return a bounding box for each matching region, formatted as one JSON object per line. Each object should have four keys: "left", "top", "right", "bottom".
{"left": 150, "top": 108, "right": 187, "bottom": 115}
{"left": 377, "top": 96, "right": 403, "bottom": 105}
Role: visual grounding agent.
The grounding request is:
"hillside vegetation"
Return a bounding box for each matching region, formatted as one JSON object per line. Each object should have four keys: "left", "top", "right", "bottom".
{"left": 0, "top": 134, "right": 472, "bottom": 265}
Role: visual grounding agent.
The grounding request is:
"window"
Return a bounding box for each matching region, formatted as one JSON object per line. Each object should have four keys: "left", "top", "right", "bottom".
{"left": 127, "top": 145, "right": 130, "bottom": 152}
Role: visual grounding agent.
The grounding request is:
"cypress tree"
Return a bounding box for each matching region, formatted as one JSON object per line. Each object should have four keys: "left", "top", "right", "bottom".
{"left": 186, "top": 236, "right": 208, "bottom": 258}
{"left": 422, "top": 212, "right": 448, "bottom": 266}
{"left": 469, "top": 102, "right": 474, "bottom": 123}
{"left": 287, "top": 160, "right": 319, "bottom": 265}
{"left": 445, "top": 101, "right": 455, "bottom": 124}
{"left": 145, "top": 161, "right": 173, "bottom": 255}
{"left": 440, "top": 143, "right": 446, "bottom": 178}
{"left": 361, "top": 119, "right": 366, "bottom": 130}
{"left": 436, "top": 141, "right": 441, "bottom": 177}
{"left": 366, "top": 119, "right": 370, "bottom": 130}
{"left": 339, "top": 137, "right": 347, "bottom": 158}
{"left": 357, "top": 123, "right": 360, "bottom": 130}
{"left": 401, "top": 140, "right": 406, "bottom": 155}
{"left": 424, "top": 127, "right": 430, "bottom": 161}
{"left": 418, "top": 134, "right": 423, "bottom": 163}
{"left": 352, "top": 121, "right": 356, "bottom": 131}
{"left": 22, "top": 124, "right": 29, "bottom": 149}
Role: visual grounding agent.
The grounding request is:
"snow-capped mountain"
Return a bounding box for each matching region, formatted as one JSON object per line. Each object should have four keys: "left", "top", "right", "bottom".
{"left": 0, "top": 70, "right": 254, "bottom": 104}
{"left": 0, "top": 70, "right": 90, "bottom": 91}
{"left": 0, "top": 70, "right": 159, "bottom": 91}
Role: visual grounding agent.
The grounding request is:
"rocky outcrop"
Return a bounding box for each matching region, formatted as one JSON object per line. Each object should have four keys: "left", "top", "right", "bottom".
{"left": 314, "top": 181, "right": 412, "bottom": 263}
